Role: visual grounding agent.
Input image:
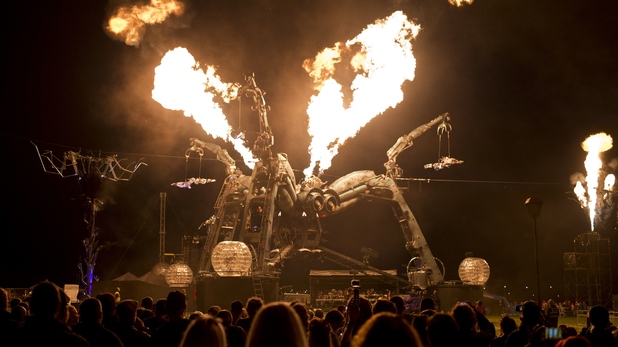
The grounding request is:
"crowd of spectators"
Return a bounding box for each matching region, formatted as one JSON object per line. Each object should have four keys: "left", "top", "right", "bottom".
{"left": 1, "top": 281, "right": 617, "bottom": 347}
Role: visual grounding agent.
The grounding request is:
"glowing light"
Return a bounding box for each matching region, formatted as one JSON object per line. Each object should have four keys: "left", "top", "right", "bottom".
{"left": 302, "top": 11, "right": 421, "bottom": 177}
{"left": 458, "top": 256, "right": 490, "bottom": 285}
{"left": 152, "top": 47, "right": 255, "bottom": 167}
{"left": 575, "top": 132, "right": 613, "bottom": 231}
{"left": 449, "top": 0, "right": 474, "bottom": 6}
{"left": 106, "top": 0, "right": 185, "bottom": 47}
{"left": 211, "top": 241, "right": 253, "bottom": 276}
{"left": 164, "top": 262, "right": 193, "bottom": 287}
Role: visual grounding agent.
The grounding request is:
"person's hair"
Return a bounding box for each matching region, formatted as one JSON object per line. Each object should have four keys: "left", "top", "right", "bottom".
{"left": 372, "top": 299, "right": 396, "bottom": 315}
{"left": 141, "top": 296, "right": 154, "bottom": 309}
{"left": 207, "top": 305, "right": 222, "bottom": 317}
{"left": 79, "top": 297, "right": 103, "bottom": 323}
{"left": 499, "top": 314, "right": 518, "bottom": 336}
{"left": 116, "top": 299, "right": 138, "bottom": 324}
{"left": 308, "top": 317, "right": 331, "bottom": 347}
{"left": 324, "top": 309, "right": 344, "bottom": 326}
{"left": 216, "top": 309, "right": 233, "bottom": 327}
{"left": 555, "top": 335, "right": 593, "bottom": 347}
{"left": 520, "top": 301, "right": 543, "bottom": 326}
{"left": 166, "top": 291, "right": 187, "bottom": 315}
{"left": 154, "top": 298, "right": 166, "bottom": 315}
{"left": 291, "top": 301, "right": 310, "bottom": 330}
{"left": 389, "top": 296, "right": 405, "bottom": 314}
{"left": 245, "top": 296, "right": 263, "bottom": 317}
{"left": 180, "top": 314, "right": 227, "bottom": 347}
{"left": 420, "top": 297, "right": 435, "bottom": 311}
{"left": 245, "top": 302, "right": 308, "bottom": 347}
{"left": 97, "top": 292, "right": 116, "bottom": 315}
{"left": 426, "top": 313, "right": 459, "bottom": 347}
{"left": 587, "top": 305, "right": 610, "bottom": 329}
{"left": 351, "top": 312, "right": 422, "bottom": 347}
{"left": 451, "top": 303, "right": 478, "bottom": 332}
{"left": 30, "top": 281, "right": 61, "bottom": 317}
{"left": 230, "top": 300, "right": 244, "bottom": 313}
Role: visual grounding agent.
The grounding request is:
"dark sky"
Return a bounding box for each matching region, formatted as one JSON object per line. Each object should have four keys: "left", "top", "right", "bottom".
{"left": 2, "top": 0, "right": 617, "bottom": 303}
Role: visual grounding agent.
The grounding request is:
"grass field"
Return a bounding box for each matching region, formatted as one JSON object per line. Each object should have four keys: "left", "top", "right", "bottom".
{"left": 485, "top": 314, "right": 594, "bottom": 335}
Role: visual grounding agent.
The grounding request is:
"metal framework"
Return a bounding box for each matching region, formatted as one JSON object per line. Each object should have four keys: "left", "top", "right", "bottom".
{"left": 564, "top": 232, "right": 613, "bottom": 309}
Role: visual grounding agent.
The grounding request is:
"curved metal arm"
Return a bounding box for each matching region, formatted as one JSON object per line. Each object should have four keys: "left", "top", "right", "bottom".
{"left": 385, "top": 113, "right": 450, "bottom": 177}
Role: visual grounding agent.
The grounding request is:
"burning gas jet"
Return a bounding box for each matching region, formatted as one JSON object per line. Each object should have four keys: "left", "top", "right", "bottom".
{"left": 449, "top": 0, "right": 474, "bottom": 6}
{"left": 302, "top": 11, "right": 421, "bottom": 177}
{"left": 106, "top": 0, "right": 185, "bottom": 46}
{"left": 573, "top": 132, "right": 615, "bottom": 231}
{"left": 152, "top": 11, "right": 423, "bottom": 177}
{"left": 152, "top": 47, "right": 255, "bottom": 168}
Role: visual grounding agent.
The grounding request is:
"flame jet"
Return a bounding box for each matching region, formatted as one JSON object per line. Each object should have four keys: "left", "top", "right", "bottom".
{"left": 188, "top": 76, "right": 447, "bottom": 291}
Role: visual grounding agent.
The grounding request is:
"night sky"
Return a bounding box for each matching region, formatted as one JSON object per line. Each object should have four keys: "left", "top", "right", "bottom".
{"left": 2, "top": 0, "right": 617, "bottom": 303}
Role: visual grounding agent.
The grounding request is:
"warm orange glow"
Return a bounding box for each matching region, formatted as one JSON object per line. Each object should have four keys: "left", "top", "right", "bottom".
{"left": 302, "top": 11, "right": 421, "bottom": 177}
{"left": 107, "top": 0, "right": 185, "bottom": 46}
{"left": 151, "top": 47, "right": 255, "bottom": 167}
{"left": 576, "top": 132, "right": 613, "bottom": 230}
{"left": 449, "top": 0, "right": 474, "bottom": 7}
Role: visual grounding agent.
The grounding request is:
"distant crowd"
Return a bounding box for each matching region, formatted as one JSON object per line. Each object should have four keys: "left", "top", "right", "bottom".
{"left": 1, "top": 281, "right": 617, "bottom": 347}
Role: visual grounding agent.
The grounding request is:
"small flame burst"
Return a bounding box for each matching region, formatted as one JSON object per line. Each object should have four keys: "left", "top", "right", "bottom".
{"left": 151, "top": 47, "right": 255, "bottom": 167}
{"left": 302, "top": 11, "right": 421, "bottom": 177}
{"left": 107, "top": 0, "right": 185, "bottom": 47}
{"left": 449, "top": 0, "right": 474, "bottom": 6}
{"left": 574, "top": 132, "right": 614, "bottom": 231}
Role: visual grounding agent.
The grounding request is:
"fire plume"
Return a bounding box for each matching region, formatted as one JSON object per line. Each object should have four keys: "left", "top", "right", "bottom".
{"left": 574, "top": 132, "right": 614, "bottom": 231}
{"left": 302, "top": 11, "right": 421, "bottom": 177}
{"left": 449, "top": 0, "right": 474, "bottom": 6}
{"left": 107, "top": 0, "right": 185, "bottom": 47}
{"left": 151, "top": 47, "right": 255, "bottom": 167}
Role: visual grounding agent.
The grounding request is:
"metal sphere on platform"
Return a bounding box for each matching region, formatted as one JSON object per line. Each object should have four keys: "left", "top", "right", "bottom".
{"left": 211, "top": 241, "right": 253, "bottom": 276}
{"left": 458, "top": 256, "right": 490, "bottom": 285}
{"left": 165, "top": 262, "right": 194, "bottom": 287}
{"left": 151, "top": 262, "right": 170, "bottom": 276}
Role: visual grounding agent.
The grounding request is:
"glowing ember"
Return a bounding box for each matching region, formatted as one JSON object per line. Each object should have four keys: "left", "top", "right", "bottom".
{"left": 574, "top": 132, "right": 613, "bottom": 230}
{"left": 449, "top": 0, "right": 474, "bottom": 6}
{"left": 106, "top": 0, "right": 185, "bottom": 47}
{"left": 302, "top": 11, "right": 421, "bottom": 177}
{"left": 152, "top": 47, "right": 255, "bottom": 167}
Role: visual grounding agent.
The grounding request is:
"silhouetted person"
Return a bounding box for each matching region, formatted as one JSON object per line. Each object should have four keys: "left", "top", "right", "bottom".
{"left": 99, "top": 292, "right": 122, "bottom": 332}
{"left": 138, "top": 296, "right": 154, "bottom": 321}
{"left": 583, "top": 305, "right": 615, "bottom": 347}
{"left": 11, "top": 305, "right": 27, "bottom": 328}
{"left": 179, "top": 314, "right": 226, "bottom": 347}
{"left": 1, "top": 287, "right": 18, "bottom": 335}
{"left": 325, "top": 309, "right": 345, "bottom": 347}
{"left": 150, "top": 291, "right": 190, "bottom": 347}
{"left": 451, "top": 302, "right": 494, "bottom": 347}
{"left": 412, "top": 314, "right": 429, "bottom": 346}
{"left": 371, "top": 299, "right": 396, "bottom": 315}
{"left": 291, "top": 301, "right": 311, "bottom": 331}
{"left": 420, "top": 297, "right": 436, "bottom": 316}
{"left": 490, "top": 314, "right": 518, "bottom": 347}
{"left": 245, "top": 302, "right": 308, "bottom": 347}
{"left": 505, "top": 301, "right": 545, "bottom": 347}
{"left": 72, "top": 297, "right": 124, "bottom": 347}
{"left": 10, "top": 281, "right": 89, "bottom": 347}
{"left": 207, "top": 305, "right": 222, "bottom": 317}
{"left": 112, "top": 299, "right": 150, "bottom": 347}
{"left": 230, "top": 300, "right": 244, "bottom": 325}
{"left": 308, "top": 317, "right": 332, "bottom": 347}
{"left": 427, "top": 313, "right": 459, "bottom": 347}
{"left": 143, "top": 298, "right": 167, "bottom": 333}
{"left": 351, "top": 312, "right": 422, "bottom": 347}
{"left": 217, "top": 309, "right": 247, "bottom": 347}
{"left": 236, "top": 296, "right": 263, "bottom": 334}
{"left": 389, "top": 296, "right": 406, "bottom": 315}
{"left": 545, "top": 299, "right": 559, "bottom": 328}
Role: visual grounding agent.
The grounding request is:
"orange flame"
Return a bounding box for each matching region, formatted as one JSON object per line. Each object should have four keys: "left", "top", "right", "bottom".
{"left": 575, "top": 132, "right": 613, "bottom": 230}
{"left": 449, "top": 0, "right": 474, "bottom": 6}
{"left": 302, "top": 11, "right": 421, "bottom": 177}
{"left": 107, "top": 0, "right": 185, "bottom": 47}
{"left": 151, "top": 47, "right": 255, "bottom": 167}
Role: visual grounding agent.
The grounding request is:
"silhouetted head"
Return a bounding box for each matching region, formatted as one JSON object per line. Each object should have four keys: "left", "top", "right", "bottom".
{"left": 351, "top": 312, "right": 421, "bottom": 347}
{"left": 30, "top": 281, "right": 61, "bottom": 318}
{"left": 587, "top": 305, "right": 610, "bottom": 329}
{"left": 79, "top": 297, "right": 103, "bottom": 324}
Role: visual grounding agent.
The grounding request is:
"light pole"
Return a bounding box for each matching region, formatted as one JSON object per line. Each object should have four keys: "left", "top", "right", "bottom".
{"left": 525, "top": 197, "right": 543, "bottom": 306}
